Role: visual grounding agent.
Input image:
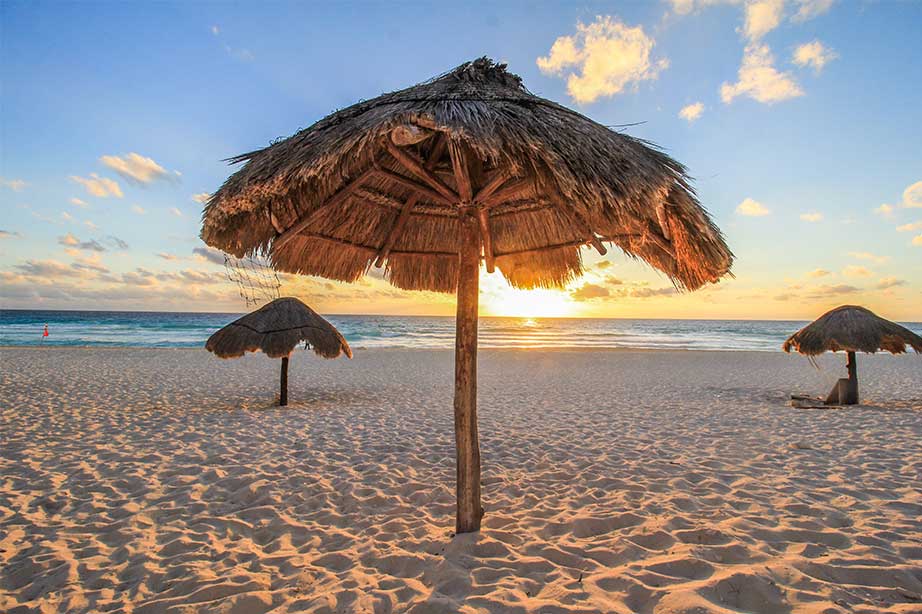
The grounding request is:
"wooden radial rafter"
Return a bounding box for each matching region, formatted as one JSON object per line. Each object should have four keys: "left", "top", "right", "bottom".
{"left": 272, "top": 128, "right": 611, "bottom": 279}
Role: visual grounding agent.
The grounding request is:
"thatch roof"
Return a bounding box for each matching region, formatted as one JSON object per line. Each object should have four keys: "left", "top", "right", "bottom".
{"left": 205, "top": 297, "right": 352, "bottom": 359}
{"left": 783, "top": 305, "right": 922, "bottom": 356}
{"left": 201, "top": 57, "right": 733, "bottom": 293}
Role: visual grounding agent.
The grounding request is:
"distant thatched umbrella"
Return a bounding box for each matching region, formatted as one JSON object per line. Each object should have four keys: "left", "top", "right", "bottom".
{"left": 206, "top": 297, "right": 351, "bottom": 406}
{"left": 201, "top": 58, "right": 733, "bottom": 532}
{"left": 783, "top": 305, "right": 922, "bottom": 404}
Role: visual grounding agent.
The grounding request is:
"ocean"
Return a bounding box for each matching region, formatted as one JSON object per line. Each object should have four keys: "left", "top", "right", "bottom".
{"left": 4, "top": 309, "right": 919, "bottom": 352}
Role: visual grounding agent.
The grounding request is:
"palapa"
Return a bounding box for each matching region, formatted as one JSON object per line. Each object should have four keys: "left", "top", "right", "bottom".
{"left": 784, "top": 305, "right": 922, "bottom": 405}
{"left": 201, "top": 57, "right": 734, "bottom": 532}
{"left": 206, "top": 297, "right": 351, "bottom": 406}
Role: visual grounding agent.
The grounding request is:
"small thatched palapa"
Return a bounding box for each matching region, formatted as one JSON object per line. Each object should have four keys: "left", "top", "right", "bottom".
{"left": 783, "top": 305, "right": 921, "bottom": 405}
{"left": 783, "top": 305, "right": 922, "bottom": 356}
{"left": 200, "top": 57, "right": 734, "bottom": 533}
{"left": 206, "top": 297, "right": 351, "bottom": 406}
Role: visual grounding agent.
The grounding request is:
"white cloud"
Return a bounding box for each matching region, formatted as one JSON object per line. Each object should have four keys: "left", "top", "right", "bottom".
{"left": 100, "top": 153, "right": 171, "bottom": 184}
{"left": 69, "top": 197, "right": 88, "bottom": 208}
{"left": 157, "top": 252, "right": 180, "bottom": 261}
{"left": 793, "top": 40, "right": 838, "bottom": 72}
{"left": 743, "top": 0, "right": 784, "bottom": 41}
{"left": 736, "top": 197, "right": 771, "bottom": 216}
{"left": 60, "top": 211, "right": 74, "bottom": 222}
{"left": 679, "top": 102, "right": 704, "bottom": 122}
{"left": 70, "top": 173, "right": 123, "bottom": 198}
{"left": 211, "top": 25, "right": 220, "bottom": 35}
{"left": 537, "top": 16, "right": 668, "bottom": 104}
{"left": 799, "top": 211, "right": 823, "bottom": 222}
{"left": 722, "top": 44, "right": 803, "bottom": 104}
{"left": 807, "top": 268, "right": 831, "bottom": 278}
{"left": 668, "top": 0, "right": 741, "bottom": 15}
{"left": 896, "top": 221, "right": 922, "bottom": 233}
{"left": 848, "top": 251, "right": 889, "bottom": 264}
{"left": 132, "top": 205, "right": 147, "bottom": 215}
{"left": 874, "top": 204, "right": 894, "bottom": 217}
{"left": 791, "top": 0, "right": 835, "bottom": 22}
{"left": 84, "top": 220, "right": 97, "bottom": 231}
{"left": 169, "top": 207, "right": 183, "bottom": 217}
{"left": 842, "top": 265, "right": 872, "bottom": 278}
{"left": 902, "top": 181, "right": 922, "bottom": 208}
{"left": 1, "top": 177, "right": 27, "bottom": 191}
{"left": 192, "top": 192, "right": 211, "bottom": 204}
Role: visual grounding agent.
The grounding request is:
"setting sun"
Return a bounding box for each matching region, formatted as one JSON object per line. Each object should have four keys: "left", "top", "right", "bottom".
{"left": 480, "top": 281, "right": 576, "bottom": 318}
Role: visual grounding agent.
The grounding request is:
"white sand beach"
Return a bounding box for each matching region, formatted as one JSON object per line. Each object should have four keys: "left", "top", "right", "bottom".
{"left": 1, "top": 347, "right": 920, "bottom": 614}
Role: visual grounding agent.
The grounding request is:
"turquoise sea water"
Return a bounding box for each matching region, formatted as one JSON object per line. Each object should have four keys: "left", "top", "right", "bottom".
{"left": 4, "top": 310, "right": 920, "bottom": 352}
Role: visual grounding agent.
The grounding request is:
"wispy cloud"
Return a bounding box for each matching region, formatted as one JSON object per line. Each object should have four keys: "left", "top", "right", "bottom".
{"left": 193, "top": 246, "right": 225, "bottom": 265}
{"left": 571, "top": 282, "right": 610, "bottom": 301}
{"left": 842, "top": 265, "right": 872, "bottom": 278}
{"left": 791, "top": 0, "right": 835, "bottom": 23}
{"left": 70, "top": 173, "right": 123, "bottom": 198}
{"left": 873, "top": 203, "right": 894, "bottom": 218}
{"left": 537, "top": 16, "right": 668, "bottom": 104}
{"left": 58, "top": 233, "right": 106, "bottom": 252}
{"left": 69, "top": 197, "right": 88, "bottom": 208}
{"left": 0, "top": 229, "right": 23, "bottom": 239}
{"left": 132, "top": 205, "right": 147, "bottom": 215}
{"left": 1, "top": 177, "right": 27, "bottom": 191}
{"left": 793, "top": 40, "right": 838, "bottom": 73}
{"left": 736, "top": 197, "right": 771, "bottom": 216}
{"left": 100, "top": 153, "right": 173, "bottom": 184}
{"left": 896, "top": 221, "right": 922, "bottom": 233}
{"left": 799, "top": 211, "right": 823, "bottom": 222}
{"left": 848, "top": 251, "right": 889, "bottom": 264}
{"left": 902, "top": 181, "right": 922, "bottom": 208}
{"left": 807, "top": 268, "right": 831, "bottom": 278}
{"left": 876, "top": 277, "right": 906, "bottom": 290}
{"left": 679, "top": 102, "right": 704, "bottom": 122}
{"left": 169, "top": 207, "right": 183, "bottom": 217}
{"left": 191, "top": 192, "right": 211, "bottom": 204}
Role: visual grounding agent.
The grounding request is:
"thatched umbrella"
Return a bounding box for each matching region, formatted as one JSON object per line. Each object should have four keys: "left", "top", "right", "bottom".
{"left": 201, "top": 58, "right": 733, "bottom": 532}
{"left": 206, "top": 297, "right": 352, "bottom": 406}
{"left": 783, "top": 305, "right": 922, "bottom": 404}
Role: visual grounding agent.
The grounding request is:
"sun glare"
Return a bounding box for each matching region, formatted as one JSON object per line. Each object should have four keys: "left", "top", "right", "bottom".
{"left": 481, "top": 285, "right": 575, "bottom": 318}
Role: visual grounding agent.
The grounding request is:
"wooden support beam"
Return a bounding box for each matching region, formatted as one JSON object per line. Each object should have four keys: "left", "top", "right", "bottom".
{"left": 373, "top": 168, "right": 455, "bottom": 206}
{"left": 478, "top": 208, "right": 495, "bottom": 273}
{"left": 479, "top": 178, "right": 533, "bottom": 209}
{"left": 448, "top": 140, "right": 473, "bottom": 203}
{"left": 279, "top": 356, "right": 289, "bottom": 406}
{"left": 273, "top": 168, "right": 375, "bottom": 251}
{"left": 374, "top": 194, "right": 420, "bottom": 267}
{"left": 386, "top": 140, "right": 459, "bottom": 203}
{"left": 473, "top": 170, "right": 511, "bottom": 205}
{"left": 845, "top": 351, "right": 859, "bottom": 404}
{"left": 426, "top": 133, "right": 448, "bottom": 169}
{"left": 454, "top": 211, "right": 483, "bottom": 534}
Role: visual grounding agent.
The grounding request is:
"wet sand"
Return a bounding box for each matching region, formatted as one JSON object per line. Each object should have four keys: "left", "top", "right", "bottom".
{"left": 1, "top": 347, "right": 920, "bottom": 613}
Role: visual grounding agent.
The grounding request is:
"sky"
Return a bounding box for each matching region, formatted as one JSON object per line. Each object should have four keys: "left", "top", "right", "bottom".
{"left": 1, "top": 0, "right": 920, "bottom": 320}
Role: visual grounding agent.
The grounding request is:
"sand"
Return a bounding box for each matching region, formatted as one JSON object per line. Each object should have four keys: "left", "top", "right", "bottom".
{"left": 1, "top": 347, "right": 920, "bottom": 614}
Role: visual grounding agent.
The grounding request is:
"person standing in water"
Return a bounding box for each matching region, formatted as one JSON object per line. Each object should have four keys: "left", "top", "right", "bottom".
{"left": 42, "top": 323, "right": 49, "bottom": 341}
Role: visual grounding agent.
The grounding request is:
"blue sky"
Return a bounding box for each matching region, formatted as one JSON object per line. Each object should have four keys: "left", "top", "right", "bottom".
{"left": 1, "top": 0, "right": 920, "bottom": 319}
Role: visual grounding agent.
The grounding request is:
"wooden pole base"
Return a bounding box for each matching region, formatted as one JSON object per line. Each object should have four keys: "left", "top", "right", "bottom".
{"left": 280, "top": 356, "right": 289, "bottom": 406}
{"left": 844, "top": 351, "right": 858, "bottom": 405}
{"left": 454, "top": 211, "right": 483, "bottom": 534}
